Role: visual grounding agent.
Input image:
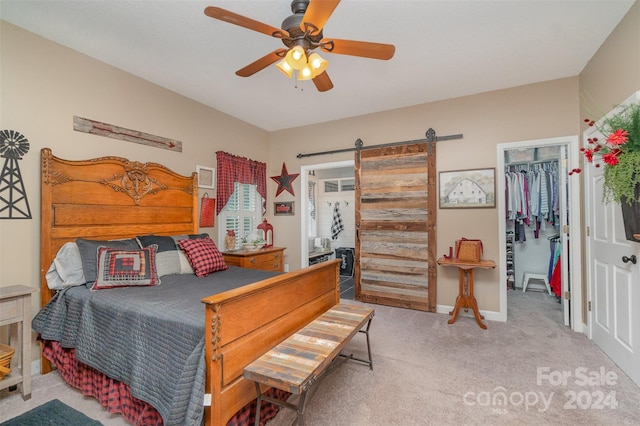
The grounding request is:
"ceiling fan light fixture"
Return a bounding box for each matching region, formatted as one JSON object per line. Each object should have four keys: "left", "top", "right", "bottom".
{"left": 276, "top": 59, "right": 294, "bottom": 78}
{"left": 285, "top": 45, "right": 307, "bottom": 70}
{"left": 308, "top": 52, "right": 328, "bottom": 75}
{"left": 298, "top": 63, "right": 314, "bottom": 81}
{"left": 205, "top": 3, "right": 396, "bottom": 92}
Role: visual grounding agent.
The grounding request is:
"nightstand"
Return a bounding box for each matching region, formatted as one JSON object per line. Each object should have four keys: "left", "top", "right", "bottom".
{"left": 0, "top": 285, "right": 38, "bottom": 400}
{"left": 222, "top": 247, "right": 285, "bottom": 272}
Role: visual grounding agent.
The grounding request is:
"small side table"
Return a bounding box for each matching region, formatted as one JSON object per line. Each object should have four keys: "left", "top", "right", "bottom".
{"left": 0, "top": 285, "right": 38, "bottom": 400}
{"left": 437, "top": 258, "right": 496, "bottom": 329}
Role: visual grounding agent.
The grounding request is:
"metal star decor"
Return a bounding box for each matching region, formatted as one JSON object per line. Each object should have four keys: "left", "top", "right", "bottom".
{"left": 271, "top": 162, "right": 299, "bottom": 197}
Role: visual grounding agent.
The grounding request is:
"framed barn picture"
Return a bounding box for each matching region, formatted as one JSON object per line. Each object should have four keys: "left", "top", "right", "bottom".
{"left": 439, "top": 168, "right": 496, "bottom": 209}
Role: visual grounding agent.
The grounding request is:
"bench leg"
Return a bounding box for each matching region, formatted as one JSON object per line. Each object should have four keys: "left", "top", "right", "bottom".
{"left": 295, "top": 390, "right": 309, "bottom": 426}
{"left": 254, "top": 381, "right": 263, "bottom": 426}
{"left": 362, "top": 317, "right": 373, "bottom": 370}
{"left": 348, "top": 317, "right": 374, "bottom": 370}
{"left": 253, "top": 381, "right": 309, "bottom": 426}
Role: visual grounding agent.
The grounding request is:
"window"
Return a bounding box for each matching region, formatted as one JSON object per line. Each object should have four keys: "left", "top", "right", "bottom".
{"left": 218, "top": 182, "right": 263, "bottom": 249}
{"left": 341, "top": 179, "right": 355, "bottom": 191}
{"left": 323, "top": 178, "right": 354, "bottom": 194}
{"left": 324, "top": 180, "right": 339, "bottom": 193}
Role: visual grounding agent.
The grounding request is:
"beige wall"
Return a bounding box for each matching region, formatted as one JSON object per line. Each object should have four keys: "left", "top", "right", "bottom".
{"left": 270, "top": 78, "right": 580, "bottom": 312}
{"left": 0, "top": 21, "right": 270, "bottom": 328}
{"left": 579, "top": 0, "right": 640, "bottom": 115}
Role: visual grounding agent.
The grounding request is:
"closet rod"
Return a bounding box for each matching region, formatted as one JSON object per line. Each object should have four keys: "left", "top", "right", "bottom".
{"left": 506, "top": 158, "right": 558, "bottom": 166}
{"left": 505, "top": 159, "right": 558, "bottom": 167}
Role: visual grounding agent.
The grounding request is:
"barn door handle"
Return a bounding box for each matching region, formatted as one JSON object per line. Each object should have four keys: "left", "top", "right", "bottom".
{"left": 622, "top": 255, "right": 637, "bottom": 265}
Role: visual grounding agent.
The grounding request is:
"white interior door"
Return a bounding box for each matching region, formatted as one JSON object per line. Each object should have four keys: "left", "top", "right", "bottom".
{"left": 586, "top": 93, "right": 640, "bottom": 386}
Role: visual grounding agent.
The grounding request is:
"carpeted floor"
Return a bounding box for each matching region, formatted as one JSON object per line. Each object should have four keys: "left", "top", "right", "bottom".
{"left": 1, "top": 290, "right": 639, "bottom": 425}
{"left": 267, "top": 290, "right": 640, "bottom": 425}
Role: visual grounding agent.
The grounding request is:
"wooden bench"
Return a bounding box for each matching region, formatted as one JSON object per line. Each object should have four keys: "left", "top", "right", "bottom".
{"left": 243, "top": 303, "right": 375, "bottom": 425}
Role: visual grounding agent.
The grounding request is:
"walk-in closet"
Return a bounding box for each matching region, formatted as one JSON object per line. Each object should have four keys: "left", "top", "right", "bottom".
{"left": 504, "top": 146, "right": 566, "bottom": 320}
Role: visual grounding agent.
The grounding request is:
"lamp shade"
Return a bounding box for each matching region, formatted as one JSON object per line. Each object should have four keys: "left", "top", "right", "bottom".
{"left": 285, "top": 45, "right": 307, "bottom": 70}
{"left": 298, "top": 63, "right": 314, "bottom": 80}
{"left": 276, "top": 59, "right": 293, "bottom": 78}
{"left": 308, "top": 53, "right": 328, "bottom": 75}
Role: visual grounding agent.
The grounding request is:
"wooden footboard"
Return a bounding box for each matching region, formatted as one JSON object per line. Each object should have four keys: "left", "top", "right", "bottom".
{"left": 202, "top": 259, "right": 340, "bottom": 425}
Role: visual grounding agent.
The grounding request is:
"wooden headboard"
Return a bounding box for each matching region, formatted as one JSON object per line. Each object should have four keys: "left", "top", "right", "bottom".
{"left": 40, "top": 148, "right": 198, "bottom": 305}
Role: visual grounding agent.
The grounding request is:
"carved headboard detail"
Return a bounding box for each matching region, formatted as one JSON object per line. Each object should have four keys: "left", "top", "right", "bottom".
{"left": 40, "top": 148, "right": 198, "bottom": 305}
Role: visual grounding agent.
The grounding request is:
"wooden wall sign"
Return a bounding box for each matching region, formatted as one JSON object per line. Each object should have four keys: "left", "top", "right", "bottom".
{"left": 73, "top": 116, "right": 182, "bottom": 152}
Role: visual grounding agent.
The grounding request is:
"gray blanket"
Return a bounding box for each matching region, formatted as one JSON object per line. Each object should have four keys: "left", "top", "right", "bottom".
{"left": 32, "top": 266, "right": 280, "bottom": 426}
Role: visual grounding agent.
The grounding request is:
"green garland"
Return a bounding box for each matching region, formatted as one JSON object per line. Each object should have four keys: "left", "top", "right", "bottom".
{"left": 602, "top": 150, "right": 640, "bottom": 204}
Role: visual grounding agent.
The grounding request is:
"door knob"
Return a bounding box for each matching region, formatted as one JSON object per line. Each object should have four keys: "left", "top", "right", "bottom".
{"left": 622, "top": 255, "right": 637, "bottom": 265}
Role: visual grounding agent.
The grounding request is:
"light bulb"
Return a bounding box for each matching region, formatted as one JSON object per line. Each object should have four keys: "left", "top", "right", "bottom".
{"left": 298, "top": 64, "right": 314, "bottom": 81}
{"left": 291, "top": 48, "right": 304, "bottom": 61}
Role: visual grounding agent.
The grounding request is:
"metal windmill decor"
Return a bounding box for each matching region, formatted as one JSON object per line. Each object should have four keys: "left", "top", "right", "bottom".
{"left": 0, "top": 130, "right": 32, "bottom": 219}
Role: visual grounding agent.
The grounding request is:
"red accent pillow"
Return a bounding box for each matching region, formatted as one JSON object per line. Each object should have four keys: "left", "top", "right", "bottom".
{"left": 177, "top": 237, "right": 228, "bottom": 277}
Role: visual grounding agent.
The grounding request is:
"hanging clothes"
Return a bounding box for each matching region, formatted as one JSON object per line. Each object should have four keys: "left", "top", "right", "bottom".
{"left": 547, "top": 235, "right": 562, "bottom": 298}
{"left": 331, "top": 202, "right": 344, "bottom": 240}
{"left": 550, "top": 255, "right": 562, "bottom": 297}
{"left": 505, "top": 162, "right": 560, "bottom": 241}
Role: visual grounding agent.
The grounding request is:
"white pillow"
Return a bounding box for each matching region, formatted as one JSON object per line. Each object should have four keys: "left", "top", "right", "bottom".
{"left": 45, "top": 242, "right": 86, "bottom": 290}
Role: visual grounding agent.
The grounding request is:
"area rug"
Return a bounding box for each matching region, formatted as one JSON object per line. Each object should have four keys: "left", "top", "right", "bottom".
{"left": 0, "top": 399, "right": 103, "bottom": 426}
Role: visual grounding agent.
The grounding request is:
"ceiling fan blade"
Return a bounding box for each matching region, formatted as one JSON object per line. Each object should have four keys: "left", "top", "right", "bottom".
{"left": 204, "top": 6, "right": 288, "bottom": 38}
{"left": 320, "top": 38, "right": 395, "bottom": 60}
{"left": 312, "top": 71, "right": 334, "bottom": 92}
{"left": 236, "top": 49, "right": 287, "bottom": 77}
{"left": 301, "top": 0, "right": 340, "bottom": 34}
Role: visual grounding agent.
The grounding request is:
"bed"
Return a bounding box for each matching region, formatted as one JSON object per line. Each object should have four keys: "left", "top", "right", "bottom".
{"left": 37, "top": 148, "right": 341, "bottom": 425}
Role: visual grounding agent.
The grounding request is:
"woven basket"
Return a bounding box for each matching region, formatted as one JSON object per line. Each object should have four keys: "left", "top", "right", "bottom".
{"left": 0, "top": 343, "right": 15, "bottom": 380}
{"left": 455, "top": 239, "right": 483, "bottom": 262}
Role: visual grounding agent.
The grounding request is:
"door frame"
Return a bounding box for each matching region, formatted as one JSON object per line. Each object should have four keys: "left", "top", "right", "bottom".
{"left": 496, "top": 135, "right": 583, "bottom": 332}
{"left": 300, "top": 160, "right": 355, "bottom": 268}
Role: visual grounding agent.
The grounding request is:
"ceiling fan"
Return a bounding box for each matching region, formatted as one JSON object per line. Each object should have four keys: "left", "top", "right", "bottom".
{"left": 204, "top": 0, "right": 395, "bottom": 92}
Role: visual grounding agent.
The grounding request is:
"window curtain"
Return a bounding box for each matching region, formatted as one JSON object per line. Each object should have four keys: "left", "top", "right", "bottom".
{"left": 216, "top": 151, "right": 267, "bottom": 215}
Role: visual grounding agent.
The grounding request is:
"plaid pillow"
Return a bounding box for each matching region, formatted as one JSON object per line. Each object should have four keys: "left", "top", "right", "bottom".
{"left": 76, "top": 238, "right": 140, "bottom": 284}
{"left": 93, "top": 245, "right": 159, "bottom": 290}
{"left": 177, "top": 237, "right": 228, "bottom": 277}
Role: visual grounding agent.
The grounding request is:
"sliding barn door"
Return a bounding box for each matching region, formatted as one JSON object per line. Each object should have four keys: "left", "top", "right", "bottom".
{"left": 355, "top": 142, "right": 436, "bottom": 311}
